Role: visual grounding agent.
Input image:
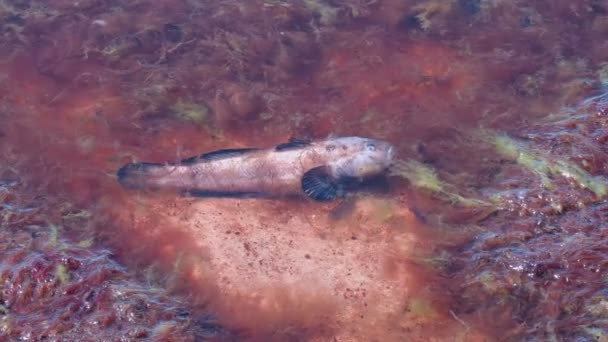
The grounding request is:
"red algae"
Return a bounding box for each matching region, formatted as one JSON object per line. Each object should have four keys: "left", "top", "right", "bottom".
{"left": 0, "top": 170, "right": 231, "bottom": 341}
{"left": 2, "top": 0, "right": 608, "bottom": 341}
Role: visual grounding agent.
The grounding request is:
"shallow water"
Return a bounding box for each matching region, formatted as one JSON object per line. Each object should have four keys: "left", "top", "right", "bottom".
{"left": 2, "top": 0, "right": 608, "bottom": 341}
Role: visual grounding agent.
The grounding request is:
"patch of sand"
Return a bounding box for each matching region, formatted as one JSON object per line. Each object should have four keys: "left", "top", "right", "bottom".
{"left": 178, "top": 197, "right": 417, "bottom": 340}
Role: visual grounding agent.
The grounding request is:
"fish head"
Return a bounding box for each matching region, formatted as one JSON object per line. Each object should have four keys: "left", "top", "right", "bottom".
{"left": 321, "top": 137, "right": 395, "bottom": 178}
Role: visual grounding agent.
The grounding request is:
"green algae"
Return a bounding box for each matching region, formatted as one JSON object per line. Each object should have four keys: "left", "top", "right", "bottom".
{"left": 171, "top": 100, "right": 210, "bottom": 126}
{"left": 483, "top": 131, "right": 608, "bottom": 198}
{"left": 46, "top": 224, "right": 69, "bottom": 251}
{"left": 55, "top": 264, "right": 70, "bottom": 285}
{"left": 390, "top": 159, "right": 492, "bottom": 207}
{"left": 170, "top": 100, "right": 226, "bottom": 140}
{"left": 391, "top": 160, "right": 442, "bottom": 192}
{"left": 77, "top": 238, "right": 94, "bottom": 248}
{"left": 48, "top": 224, "right": 59, "bottom": 248}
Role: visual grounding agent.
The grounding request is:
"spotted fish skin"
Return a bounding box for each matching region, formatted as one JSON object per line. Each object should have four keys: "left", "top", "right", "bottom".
{"left": 116, "top": 136, "right": 395, "bottom": 201}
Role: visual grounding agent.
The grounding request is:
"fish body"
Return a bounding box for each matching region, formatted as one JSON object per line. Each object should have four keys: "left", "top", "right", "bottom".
{"left": 117, "top": 136, "right": 395, "bottom": 201}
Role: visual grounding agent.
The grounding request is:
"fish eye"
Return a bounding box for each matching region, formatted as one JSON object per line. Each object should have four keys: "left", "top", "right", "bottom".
{"left": 366, "top": 143, "right": 376, "bottom": 151}
{"left": 326, "top": 144, "right": 336, "bottom": 152}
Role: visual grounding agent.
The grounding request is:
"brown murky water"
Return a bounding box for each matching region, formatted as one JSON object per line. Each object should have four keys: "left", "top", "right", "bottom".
{"left": 2, "top": 0, "right": 608, "bottom": 341}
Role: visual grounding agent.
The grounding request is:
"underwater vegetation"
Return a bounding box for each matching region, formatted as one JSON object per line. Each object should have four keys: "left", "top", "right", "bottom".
{"left": 387, "top": 96, "right": 608, "bottom": 340}
{"left": 484, "top": 130, "right": 608, "bottom": 199}
{"left": 2, "top": 0, "right": 608, "bottom": 340}
{"left": 0, "top": 168, "right": 231, "bottom": 340}
{"left": 390, "top": 159, "right": 492, "bottom": 208}
{"left": 440, "top": 102, "right": 608, "bottom": 340}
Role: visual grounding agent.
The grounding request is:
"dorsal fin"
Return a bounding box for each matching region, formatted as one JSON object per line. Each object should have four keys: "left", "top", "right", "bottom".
{"left": 180, "top": 148, "right": 260, "bottom": 164}
{"left": 275, "top": 138, "right": 312, "bottom": 151}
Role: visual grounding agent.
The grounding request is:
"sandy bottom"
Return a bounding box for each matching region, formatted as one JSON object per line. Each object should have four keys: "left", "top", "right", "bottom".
{"left": 119, "top": 193, "right": 486, "bottom": 341}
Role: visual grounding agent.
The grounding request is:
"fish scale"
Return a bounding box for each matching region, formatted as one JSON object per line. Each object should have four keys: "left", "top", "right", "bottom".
{"left": 117, "top": 136, "right": 395, "bottom": 201}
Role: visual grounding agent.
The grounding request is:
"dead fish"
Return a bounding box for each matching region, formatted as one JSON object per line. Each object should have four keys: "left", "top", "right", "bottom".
{"left": 116, "top": 136, "right": 395, "bottom": 201}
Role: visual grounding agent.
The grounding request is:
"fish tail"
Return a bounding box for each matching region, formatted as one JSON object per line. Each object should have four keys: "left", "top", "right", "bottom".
{"left": 116, "top": 162, "right": 164, "bottom": 190}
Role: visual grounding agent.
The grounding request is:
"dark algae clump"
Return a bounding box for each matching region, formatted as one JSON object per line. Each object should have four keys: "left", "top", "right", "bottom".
{"left": 0, "top": 172, "right": 232, "bottom": 341}
{"left": 3, "top": 0, "right": 608, "bottom": 340}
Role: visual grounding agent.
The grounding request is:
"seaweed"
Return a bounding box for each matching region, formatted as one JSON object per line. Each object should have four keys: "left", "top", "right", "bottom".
{"left": 481, "top": 130, "right": 608, "bottom": 198}
{"left": 171, "top": 100, "right": 211, "bottom": 126}
{"left": 77, "top": 238, "right": 94, "bottom": 248}
{"left": 391, "top": 160, "right": 442, "bottom": 192}
{"left": 48, "top": 223, "right": 59, "bottom": 248}
{"left": 55, "top": 264, "right": 70, "bottom": 285}
{"left": 390, "top": 159, "right": 492, "bottom": 207}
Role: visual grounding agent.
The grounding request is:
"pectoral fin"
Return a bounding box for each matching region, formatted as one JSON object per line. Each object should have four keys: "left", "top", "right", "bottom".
{"left": 301, "top": 166, "right": 343, "bottom": 201}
